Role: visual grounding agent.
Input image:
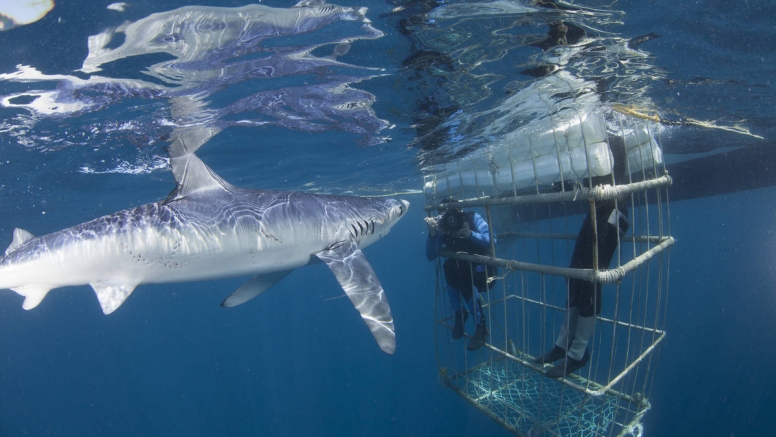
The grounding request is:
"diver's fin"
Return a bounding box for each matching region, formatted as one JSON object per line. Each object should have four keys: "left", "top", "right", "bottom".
{"left": 315, "top": 240, "right": 395, "bottom": 355}
{"left": 221, "top": 269, "right": 293, "bottom": 308}
{"left": 12, "top": 285, "right": 52, "bottom": 310}
{"left": 90, "top": 281, "right": 137, "bottom": 314}
{"left": 5, "top": 228, "right": 35, "bottom": 255}
{"left": 166, "top": 153, "right": 232, "bottom": 203}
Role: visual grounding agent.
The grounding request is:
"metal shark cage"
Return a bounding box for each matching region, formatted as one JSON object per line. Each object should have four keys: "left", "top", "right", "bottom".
{"left": 425, "top": 109, "right": 672, "bottom": 436}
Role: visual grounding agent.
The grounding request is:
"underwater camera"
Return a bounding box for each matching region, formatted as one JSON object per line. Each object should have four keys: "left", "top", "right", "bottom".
{"left": 440, "top": 208, "right": 466, "bottom": 235}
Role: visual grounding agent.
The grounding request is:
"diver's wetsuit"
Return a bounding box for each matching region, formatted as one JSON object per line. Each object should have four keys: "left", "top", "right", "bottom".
{"left": 568, "top": 135, "right": 630, "bottom": 319}
{"left": 426, "top": 211, "right": 494, "bottom": 325}
{"left": 540, "top": 135, "right": 631, "bottom": 377}
{"left": 568, "top": 197, "right": 629, "bottom": 318}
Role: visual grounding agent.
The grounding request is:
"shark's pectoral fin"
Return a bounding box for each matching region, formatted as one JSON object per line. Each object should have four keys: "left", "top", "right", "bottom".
{"left": 221, "top": 269, "right": 293, "bottom": 308}
{"left": 12, "top": 285, "right": 52, "bottom": 310}
{"left": 5, "top": 228, "right": 35, "bottom": 255}
{"left": 315, "top": 240, "right": 395, "bottom": 355}
{"left": 90, "top": 282, "right": 137, "bottom": 315}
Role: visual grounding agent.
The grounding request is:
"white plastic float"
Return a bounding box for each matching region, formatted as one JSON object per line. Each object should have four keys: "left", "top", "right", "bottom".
{"left": 423, "top": 109, "right": 663, "bottom": 201}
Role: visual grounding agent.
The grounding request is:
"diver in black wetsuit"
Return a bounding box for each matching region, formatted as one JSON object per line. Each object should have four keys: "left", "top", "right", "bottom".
{"left": 534, "top": 136, "right": 630, "bottom": 378}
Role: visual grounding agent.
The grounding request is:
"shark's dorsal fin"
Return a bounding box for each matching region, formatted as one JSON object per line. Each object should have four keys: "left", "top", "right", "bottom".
{"left": 166, "top": 153, "right": 233, "bottom": 203}
{"left": 315, "top": 239, "right": 395, "bottom": 355}
{"left": 5, "top": 228, "right": 35, "bottom": 255}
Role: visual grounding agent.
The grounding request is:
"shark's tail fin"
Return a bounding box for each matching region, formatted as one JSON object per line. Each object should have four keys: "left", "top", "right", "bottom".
{"left": 4, "top": 228, "right": 53, "bottom": 309}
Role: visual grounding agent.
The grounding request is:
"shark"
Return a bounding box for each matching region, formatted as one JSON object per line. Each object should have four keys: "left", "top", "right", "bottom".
{"left": 0, "top": 153, "right": 409, "bottom": 354}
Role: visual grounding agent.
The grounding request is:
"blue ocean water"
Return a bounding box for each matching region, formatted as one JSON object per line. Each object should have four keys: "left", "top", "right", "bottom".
{"left": 0, "top": 0, "right": 774, "bottom": 436}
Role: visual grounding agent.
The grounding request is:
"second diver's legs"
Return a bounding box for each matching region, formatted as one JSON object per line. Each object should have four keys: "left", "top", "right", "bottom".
{"left": 568, "top": 315, "right": 595, "bottom": 361}
{"left": 544, "top": 138, "right": 629, "bottom": 377}
{"left": 534, "top": 305, "right": 579, "bottom": 364}
{"left": 546, "top": 199, "right": 622, "bottom": 378}
{"left": 555, "top": 305, "right": 580, "bottom": 349}
{"left": 546, "top": 315, "right": 594, "bottom": 378}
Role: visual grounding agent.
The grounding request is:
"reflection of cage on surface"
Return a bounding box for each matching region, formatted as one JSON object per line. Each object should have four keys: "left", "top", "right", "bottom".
{"left": 427, "top": 112, "right": 671, "bottom": 436}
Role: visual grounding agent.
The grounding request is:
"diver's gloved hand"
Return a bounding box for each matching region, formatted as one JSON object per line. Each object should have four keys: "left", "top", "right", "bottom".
{"left": 424, "top": 216, "right": 440, "bottom": 238}
{"left": 456, "top": 222, "right": 471, "bottom": 239}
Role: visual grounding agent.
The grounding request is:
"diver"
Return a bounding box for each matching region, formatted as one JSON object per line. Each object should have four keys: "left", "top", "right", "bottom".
{"left": 425, "top": 200, "right": 496, "bottom": 351}
{"left": 534, "top": 136, "right": 630, "bottom": 378}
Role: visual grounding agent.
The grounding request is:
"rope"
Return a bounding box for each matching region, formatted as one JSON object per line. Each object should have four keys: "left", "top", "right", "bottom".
{"left": 439, "top": 236, "right": 674, "bottom": 284}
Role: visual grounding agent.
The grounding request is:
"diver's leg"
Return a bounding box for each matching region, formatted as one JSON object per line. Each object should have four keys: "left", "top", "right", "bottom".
{"left": 547, "top": 312, "right": 594, "bottom": 378}
{"left": 463, "top": 286, "right": 481, "bottom": 326}
{"left": 444, "top": 260, "right": 469, "bottom": 340}
{"left": 534, "top": 303, "right": 578, "bottom": 364}
{"left": 556, "top": 305, "right": 579, "bottom": 349}
{"left": 547, "top": 200, "right": 623, "bottom": 377}
{"left": 446, "top": 284, "right": 468, "bottom": 340}
{"left": 546, "top": 281, "right": 595, "bottom": 378}
{"left": 466, "top": 285, "right": 488, "bottom": 351}
{"left": 567, "top": 314, "right": 595, "bottom": 361}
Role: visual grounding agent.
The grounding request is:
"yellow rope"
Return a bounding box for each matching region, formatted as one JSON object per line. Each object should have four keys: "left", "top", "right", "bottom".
{"left": 612, "top": 103, "right": 764, "bottom": 139}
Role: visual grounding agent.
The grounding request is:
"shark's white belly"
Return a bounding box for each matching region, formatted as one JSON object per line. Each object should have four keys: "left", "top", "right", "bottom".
{"left": 0, "top": 225, "right": 318, "bottom": 291}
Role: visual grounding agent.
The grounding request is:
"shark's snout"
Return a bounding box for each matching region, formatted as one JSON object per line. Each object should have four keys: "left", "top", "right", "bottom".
{"left": 399, "top": 199, "right": 410, "bottom": 215}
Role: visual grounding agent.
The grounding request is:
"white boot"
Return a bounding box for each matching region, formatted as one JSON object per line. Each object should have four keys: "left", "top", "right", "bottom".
{"left": 535, "top": 306, "right": 579, "bottom": 364}
{"left": 546, "top": 316, "right": 594, "bottom": 378}
{"left": 568, "top": 315, "right": 595, "bottom": 361}
{"left": 555, "top": 306, "right": 579, "bottom": 350}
